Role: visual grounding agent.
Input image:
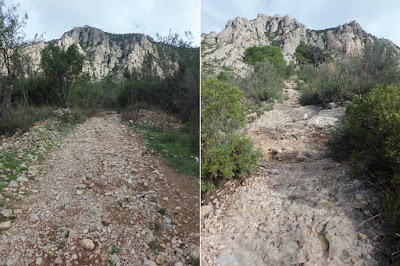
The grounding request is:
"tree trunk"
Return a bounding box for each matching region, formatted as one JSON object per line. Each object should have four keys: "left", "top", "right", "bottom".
{"left": 1, "top": 84, "right": 13, "bottom": 120}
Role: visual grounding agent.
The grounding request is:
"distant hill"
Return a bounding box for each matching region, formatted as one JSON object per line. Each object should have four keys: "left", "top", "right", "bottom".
{"left": 26, "top": 26, "right": 194, "bottom": 79}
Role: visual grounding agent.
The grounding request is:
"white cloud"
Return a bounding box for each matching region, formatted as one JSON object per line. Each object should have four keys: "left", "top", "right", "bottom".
{"left": 7, "top": 0, "right": 200, "bottom": 45}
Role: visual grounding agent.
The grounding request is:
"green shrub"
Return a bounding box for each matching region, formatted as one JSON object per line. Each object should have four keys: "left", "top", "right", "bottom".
{"left": 346, "top": 84, "right": 400, "bottom": 178}
{"left": 202, "top": 132, "right": 260, "bottom": 181}
{"left": 330, "top": 84, "right": 400, "bottom": 262}
{"left": 242, "top": 61, "right": 284, "bottom": 102}
{"left": 243, "top": 46, "right": 286, "bottom": 70}
{"left": 299, "top": 60, "right": 358, "bottom": 105}
{"left": 201, "top": 79, "right": 260, "bottom": 189}
{"left": 0, "top": 106, "right": 55, "bottom": 136}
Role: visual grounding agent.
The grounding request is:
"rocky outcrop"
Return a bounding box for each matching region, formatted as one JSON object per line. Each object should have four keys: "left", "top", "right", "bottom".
{"left": 201, "top": 14, "right": 399, "bottom": 77}
{"left": 26, "top": 26, "right": 180, "bottom": 79}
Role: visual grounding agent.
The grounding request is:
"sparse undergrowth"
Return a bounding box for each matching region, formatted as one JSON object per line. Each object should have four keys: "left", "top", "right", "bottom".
{"left": 123, "top": 109, "right": 199, "bottom": 178}
{"left": 0, "top": 109, "right": 89, "bottom": 207}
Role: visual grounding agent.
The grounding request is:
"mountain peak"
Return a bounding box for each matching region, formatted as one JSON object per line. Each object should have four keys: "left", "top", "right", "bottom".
{"left": 201, "top": 14, "right": 395, "bottom": 77}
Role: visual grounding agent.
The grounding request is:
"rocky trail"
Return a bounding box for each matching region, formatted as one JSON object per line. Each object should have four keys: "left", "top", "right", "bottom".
{"left": 201, "top": 81, "right": 388, "bottom": 265}
{"left": 0, "top": 112, "right": 199, "bottom": 265}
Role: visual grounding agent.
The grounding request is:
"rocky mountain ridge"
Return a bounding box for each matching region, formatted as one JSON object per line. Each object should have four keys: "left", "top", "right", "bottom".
{"left": 27, "top": 26, "right": 181, "bottom": 79}
{"left": 201, "top": 14, "right": 400, "bottom": 77}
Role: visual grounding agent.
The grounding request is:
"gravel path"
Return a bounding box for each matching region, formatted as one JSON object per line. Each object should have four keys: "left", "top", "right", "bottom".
{"left": 201, "top": 81, "right": 387, "bottom": 265}
{"left": 0, "top": 112, "right": 199, "bottom": 265}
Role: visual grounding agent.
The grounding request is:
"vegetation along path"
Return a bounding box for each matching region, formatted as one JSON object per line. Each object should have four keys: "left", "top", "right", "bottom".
{"left": 201, "top": 81, "right": 387, "bottom": 265}
{"left": 0, "top": 112, "right": 199, "bottom": 265}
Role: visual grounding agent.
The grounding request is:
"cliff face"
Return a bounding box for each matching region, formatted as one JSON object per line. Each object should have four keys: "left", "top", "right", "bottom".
{"left": 201, "top": 14, "right": 399, "bottom": 77}
{"left": 28, "top": 26, "right": 180, "bottom": 79}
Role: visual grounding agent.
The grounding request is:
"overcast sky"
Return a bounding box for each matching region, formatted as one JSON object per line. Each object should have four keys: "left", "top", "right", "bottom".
{"left": 202, "top": 0, "right": 400, "bottom": 46}
{"left": 8, "top": 0, "right": 200, "bottom": 46}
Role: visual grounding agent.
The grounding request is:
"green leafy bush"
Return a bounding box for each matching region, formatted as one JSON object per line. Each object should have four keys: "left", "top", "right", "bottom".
{"left": 299, "top": 60, "right": 360, "bottom": 105}
{"left": 242, "top": 61, "right": 284, "bottom": 102}
{"left": 0, "top": 106, "right": 55, "bottom": 136}
{"left": 298, "top": 40, "right": 400, "bottom": 106}
{"left": 201, "top": 79, "right": 260, "bottom": 190}
{"left": 244, "top": 46, "right": 286, "bottom": 69}
{"left": 330, "top": 84, "right": 400, "bottom": 261}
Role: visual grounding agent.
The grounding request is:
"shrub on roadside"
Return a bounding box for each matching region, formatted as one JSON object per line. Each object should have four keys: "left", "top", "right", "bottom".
{"left": 201, "top": 79, "right": 260, "bottom": 190}
{"left": 0, "top": 106, "right": 55, "bottom": 136}
{"left": 241, "top": 61, "right": 284, "bottom": 102}
{"left": 329, "top": 84, "right": 400, "bottom": 261}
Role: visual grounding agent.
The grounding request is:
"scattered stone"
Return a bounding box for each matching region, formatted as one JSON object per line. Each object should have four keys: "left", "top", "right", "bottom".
{"left": 111, "top": 254, "right": 120, "bottom": 264}
{"left": 296, "top": 155, "right": 307, "bottom": 162}
{"left": 54, "top": 256, "right": 63, "bottom": 265}
{"left": 353, "top": 179, "right": 363, "bottom": 189}
{"left": 1, "top": 209, "right": 13, "bottom": 218}
{"left": 174, "top": 262, "right": 184, "bottom": 266}
{"left": 81, "top": 239, "right": 95, "bottom": 250}
{"left": 8, "top": 180, "right": 18, "bottom": 188}
{"left": 208, "top": 226, "right": 218, "bottom": 235}
{"left": 28, "top": 170, "right": 39, "bottom": 176}
{"left": 143, "top": 261, "right": 157, "bottom": 266}
{"left": 101, "top": 219, "right": 112, "bottom": 226}
{"left": 29, "top": 214, "right": 40, "bottom": 223}
{"left": 17, "top": 176, "right": 29, "bottom": 182}
{"left": 5, "top": 259, "right": 18, "bottom": 266}
{"left": 35, "top": 258, "right": 42, "bottom": 265}
{"left": 201, "top": 205, "right": 213, "bottom": 218}
{"left": 156, "top": 255, "right": 165, "bottom": 265}
{"left": 187, "top": 244, "right": 200, "bottom": 260}
{"left": 76, "top": 184, "right": 87, "bottom": 189}
{"left": 0, "top": 221, "right": 11, "bottom": 231}
{"left": 68, "top": 229, "right": 78, "bottom": 239}
{"left": 327, "top": 102, "right": 337, "bottom": 109}
{"left": 76, "top": 190, "right": 84, "bottom": 195}
{"left": 71, "top": 254, "right": 78, "bottom": 260}
{"left": 269, "top": 169, "right": 280, "bottom": 175}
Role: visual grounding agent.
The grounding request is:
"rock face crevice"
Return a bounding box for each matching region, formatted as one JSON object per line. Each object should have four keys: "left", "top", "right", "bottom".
{"left": 26, "top": 26, "right": 181, "bottom": 79}
{"left": 201, "top": 14, "right": 399, "bottom": 77}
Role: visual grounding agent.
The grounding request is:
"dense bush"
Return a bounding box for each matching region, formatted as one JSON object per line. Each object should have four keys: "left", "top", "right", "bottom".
{"left": 295, "top": 41, "right": 328, "bottom": 66}
{"left": 0, "top": 106, "right": 55, "bottom": 136}
{"left": 201, "top": 79, "right": 260, "bottom": 190}
{"left": 244, "top": 46, "right": 286, "bottom": 69}
{"left": 298, "top": 39, "right": 400, "bottom": 106}
{"left": 329, "top": 84, "right": 400, "bottom": 261}
{"left": 241, "top": 61, "right": 284, "bottom": 102}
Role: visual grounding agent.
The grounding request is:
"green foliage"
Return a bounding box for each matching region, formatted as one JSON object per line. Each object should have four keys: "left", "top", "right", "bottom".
{"left": 244, "top": 46, "right": 286, "bottom": 69}
{"left": 346, "top": 85, "right": 400, "bottom": 176}
{"left": 330, "top": 84, "right": 400, "bottom": 262}
{"left": 127, "top": 119, "right": 198, "bottom": 177}
{"left": 299, "top": 58, "right": 368, "bottom": 105}
{"left": 294, "top": 41, "right": 308, "bottom": 65}
{"left": 0, "top": 105, "right": 55, "bottom": 136}
{"left": 70, "top": 74, "right": 120, "bottom": 109}
{"left": 298, "top": 39, "right": 399, "bottom": 106}
{"left": 0, "top": 1, "right": 29, "bottom": 120}
{"left": 294, "top": 41, "right": 328, "bottom": 66}
{"left": 110, "top": 244, "right": 121, "bottom": 255}
{"left": 264, "top": 32, "right": 282, "bottom": 47}
{"left": 201, "top": 79, "right": 260, "bottom": 189}
{"left": 241, "top": 61, "right": 284, "bottom": 102}
{"left": 40, "top": 43, "right": 86, "bottom": 107}
{"left": 361, "top": 39, "right": 399, "bottom": 85}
